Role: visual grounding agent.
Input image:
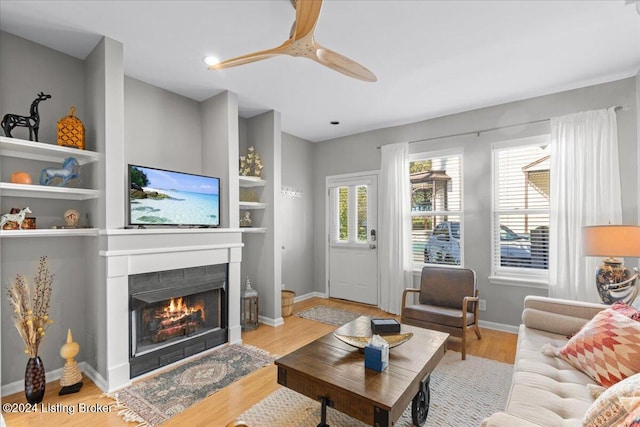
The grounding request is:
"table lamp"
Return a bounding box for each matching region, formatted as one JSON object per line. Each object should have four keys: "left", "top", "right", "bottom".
{"left": 582, "top": 225, "right": 640, "bottom": 305}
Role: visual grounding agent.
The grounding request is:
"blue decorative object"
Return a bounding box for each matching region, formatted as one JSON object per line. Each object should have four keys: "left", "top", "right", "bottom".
{"left": 39, "top": 157, "right": 79, "bottom": 186}
{"left": 364, "top": 343, "right": 389, "bottom": 372}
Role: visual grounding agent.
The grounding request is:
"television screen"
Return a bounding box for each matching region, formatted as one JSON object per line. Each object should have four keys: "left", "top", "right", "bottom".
{"left": 128, "top": 164, "right": 220, "bottom": 227}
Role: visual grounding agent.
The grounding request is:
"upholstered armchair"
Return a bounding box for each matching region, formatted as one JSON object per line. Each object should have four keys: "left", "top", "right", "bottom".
{"left": 401, "top": 266, "right": 481, "bottom": 360}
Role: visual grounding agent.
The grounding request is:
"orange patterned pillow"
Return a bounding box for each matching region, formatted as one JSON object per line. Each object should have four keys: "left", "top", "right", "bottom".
{"left": 558, "top": 308, "right": 640, "bottom": 387}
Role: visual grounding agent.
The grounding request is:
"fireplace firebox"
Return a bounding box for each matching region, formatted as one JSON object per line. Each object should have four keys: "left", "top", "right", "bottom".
{"left": 129, "top": 264, "right": 228, "bottom": 377}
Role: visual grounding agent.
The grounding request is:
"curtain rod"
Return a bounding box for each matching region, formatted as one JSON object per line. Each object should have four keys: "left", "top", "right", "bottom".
{"left": 376, "top": 105, "right": 626, "bottom": 149}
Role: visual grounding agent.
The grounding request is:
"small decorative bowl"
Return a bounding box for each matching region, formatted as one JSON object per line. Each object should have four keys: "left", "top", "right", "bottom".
{"left": 333, "top": 332, "right": 413, "bottom": 349}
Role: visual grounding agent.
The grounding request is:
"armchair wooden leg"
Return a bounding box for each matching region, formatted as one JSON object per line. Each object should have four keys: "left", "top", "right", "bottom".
{"left": 461, "top": 329, "right": 467, "bottom": 360}
{"left": 474, "top": 325, "right": 482, "bottom": 340}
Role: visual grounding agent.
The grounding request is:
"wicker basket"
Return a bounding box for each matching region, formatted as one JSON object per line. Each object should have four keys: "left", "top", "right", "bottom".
{"left": 281, "top": 290, "right": 295, "bottom": 317}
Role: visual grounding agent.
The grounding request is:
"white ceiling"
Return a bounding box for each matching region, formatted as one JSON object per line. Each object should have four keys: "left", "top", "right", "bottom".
{"left": 1, "top": 1, "right": 638, "bottom": 142}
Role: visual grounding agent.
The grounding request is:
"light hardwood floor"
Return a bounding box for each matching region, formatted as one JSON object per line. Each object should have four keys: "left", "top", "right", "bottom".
{"left": 2, "top": 297, "right": 517, "bottom": 427}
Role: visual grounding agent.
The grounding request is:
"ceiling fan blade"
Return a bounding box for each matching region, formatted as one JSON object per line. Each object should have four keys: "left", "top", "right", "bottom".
{"left": 292, "top": 0, "right": 323, "bottom": 40}
{"left": 209, "top": 43, "right": 290, "bottom": 70}
{"left": 316, "top": 46, "right": 377, "bottom": 82}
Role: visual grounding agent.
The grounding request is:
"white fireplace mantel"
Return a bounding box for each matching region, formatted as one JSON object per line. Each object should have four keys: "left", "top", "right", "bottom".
{"left": 99, "top": 228, "right": 243, "bottom": 391}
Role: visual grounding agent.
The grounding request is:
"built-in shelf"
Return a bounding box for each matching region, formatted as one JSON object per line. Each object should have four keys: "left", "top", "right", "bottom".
{"left": 0, "top": 136, "right": 100, "bottom": 237}
{"left": 241, "top": 227, "right": 267, "bottom": 234}
{"left": 0, "top": 136, "right": 100, "bottom": 165}
{"left": 0, "top": 228, "right": 99, "bottom": 238}
{"left": 0, "top": 182, "right": 100, "bottom": 200}
{"left": 239, "top": 201, "right": 267, "bottom": 209}
{"left": 239, "top": 176, "right": 266, "bottom": 188}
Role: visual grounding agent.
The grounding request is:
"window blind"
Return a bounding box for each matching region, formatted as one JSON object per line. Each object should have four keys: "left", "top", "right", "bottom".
{"left": 493, "top": 140, "right": 550, "bottom": 272}
{"left": 410, "top": 153, "right": 463, "bottom": 266}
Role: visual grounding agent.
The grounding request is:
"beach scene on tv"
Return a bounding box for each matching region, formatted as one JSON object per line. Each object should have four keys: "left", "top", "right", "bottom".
{"left": 129, "top": 165, "right": 220, "bottom": 226}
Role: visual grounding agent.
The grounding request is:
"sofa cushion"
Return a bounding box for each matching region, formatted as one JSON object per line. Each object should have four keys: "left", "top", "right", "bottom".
{"left": 522, "top": 308, "right": 591, "bottom": 337}
{"left": 557, "top": 309, "right": 640, "bottom": 387}
{"left": 499, "top": 325, "right": 597, "bottom": 427}
{"left": 581, "top": 373, "right": 640, "bottom": 427}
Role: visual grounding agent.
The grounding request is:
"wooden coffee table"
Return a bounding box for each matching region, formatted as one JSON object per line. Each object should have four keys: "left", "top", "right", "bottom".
{"left": 275, "top": 316, "right": 449, "bottom": 426}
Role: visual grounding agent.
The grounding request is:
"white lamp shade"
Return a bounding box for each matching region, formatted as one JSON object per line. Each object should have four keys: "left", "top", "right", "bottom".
{"left": 582, "top": 225, "right": 640, "bottom": 257}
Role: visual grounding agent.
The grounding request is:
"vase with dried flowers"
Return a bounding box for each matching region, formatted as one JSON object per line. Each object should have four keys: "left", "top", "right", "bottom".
{"left": 7, "top": 256, "right": 54, "bottom": 404}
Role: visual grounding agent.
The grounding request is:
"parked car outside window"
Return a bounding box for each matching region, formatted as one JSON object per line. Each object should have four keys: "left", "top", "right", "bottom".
{"left": 424, "top": 221, "right": 545, "bottom": 267}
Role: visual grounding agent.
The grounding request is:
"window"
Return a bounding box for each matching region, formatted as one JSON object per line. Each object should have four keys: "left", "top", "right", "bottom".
{"left": 411, "top": 151, "right": 463, "bottom": 266}
{"left": 492, "top": 136, "right": 550, "bottom": 278}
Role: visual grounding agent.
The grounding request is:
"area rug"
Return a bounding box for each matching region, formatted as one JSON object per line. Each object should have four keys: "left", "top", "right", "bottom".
{"left": 106, "top": 344, "right": 274, "bottom": 426}
{"left": 238, "top": 350, "right": 513, "bottom": 427}
{"left": 295, "top": 306, "right": 362, "bottom": 326}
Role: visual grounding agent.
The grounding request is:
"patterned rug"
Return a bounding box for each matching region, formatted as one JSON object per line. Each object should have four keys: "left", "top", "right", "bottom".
{"left": 295, "top": 306, "right": 362, "bottom": 326}
{"left": 106, "top": 344, "right": 274, "bottom": 426}
{"left": 238, "top": 350, "right": 514, "bottom": 427}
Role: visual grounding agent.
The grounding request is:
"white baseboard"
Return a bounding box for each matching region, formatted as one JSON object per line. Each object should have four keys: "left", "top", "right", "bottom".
{"left": 258, "top": 315, "right": 284, "bottom": 327}
{"left": 294, "top": 291, "right": 326, "bottom": 302}
{"left": 255, "top": 292, "right": 326, "bottom": 327}
{"left": 79, "top": 361, "right": 108, "bottom": 393}
{"left": 1, "top": 362, "right": 110, "bottom": 396}
{"left": 479, "top": 320, "right": 519, "bottom": 334}
{"left": 1, "top": 365, "right": 63, "bottom": 397}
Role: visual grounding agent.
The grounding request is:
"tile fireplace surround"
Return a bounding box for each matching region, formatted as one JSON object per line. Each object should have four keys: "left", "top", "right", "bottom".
{"left": 99, "top": 228, "right": 243, "bottom": 392}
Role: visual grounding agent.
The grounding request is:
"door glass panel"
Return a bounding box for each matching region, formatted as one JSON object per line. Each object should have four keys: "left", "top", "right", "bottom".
{"left": 338, "top": 186, "right": 349, "bottom": 241}
{"left": 357, "top": 185, "right": 368, "bottom": 242}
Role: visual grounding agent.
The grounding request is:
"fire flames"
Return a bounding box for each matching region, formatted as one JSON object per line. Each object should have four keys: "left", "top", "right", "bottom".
{"left": 161, "top": 297, "right": 202, "bottom": 322}
{"left": 144, "top": 297, "right": 205, "bottom": 344}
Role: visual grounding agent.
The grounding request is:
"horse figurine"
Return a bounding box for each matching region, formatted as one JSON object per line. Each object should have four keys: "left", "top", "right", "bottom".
{"left": 1, "top": 92, "right": 52, "bottom": 142}
{"left": 40, "top": 157, "right": 80, "bottom": 186}
{"left": 0, "top": 207, "right": 32, "bottom": 230}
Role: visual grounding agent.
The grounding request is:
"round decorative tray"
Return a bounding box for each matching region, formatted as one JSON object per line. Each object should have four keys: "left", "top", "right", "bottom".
{"left": 333, "top": 332, "right": 413, "bottom": 349}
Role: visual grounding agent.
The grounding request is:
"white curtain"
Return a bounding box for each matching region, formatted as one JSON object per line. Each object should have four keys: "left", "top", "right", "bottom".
{"left": 549, "top": 108, "right": 622, "bottom": 302}
{"left": 379, "top": 142, "right": 413, "bottom": 314}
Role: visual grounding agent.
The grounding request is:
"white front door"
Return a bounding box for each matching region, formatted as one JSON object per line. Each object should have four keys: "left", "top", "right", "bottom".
{"left": 327, "top": 173, "right": 378, "bottom": 305}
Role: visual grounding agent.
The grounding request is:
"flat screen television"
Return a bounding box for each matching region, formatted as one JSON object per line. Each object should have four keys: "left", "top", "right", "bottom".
{"left": 128, "top": 164, "right": 220, "bottom": 227}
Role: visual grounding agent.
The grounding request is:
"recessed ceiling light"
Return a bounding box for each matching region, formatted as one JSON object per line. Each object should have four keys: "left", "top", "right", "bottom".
{"left": 203, "top": 56, "right": 220, "bottom": 67}
{"left": 330, "top": 121, "right": 340, "bottom": 125}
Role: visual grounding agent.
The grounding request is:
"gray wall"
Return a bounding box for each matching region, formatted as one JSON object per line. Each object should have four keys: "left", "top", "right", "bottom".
{"left": 201, "top": 91, "right": 239, "bottom": 229}
{"left": 0, "top": 31, "right": 91, "bottom": 385}
{"left": 124, "top": 77, "right": 202, "bottom": 174}
{"left": 637, "top": 70, "right": 640, "bottom": 229}
{"left": 313, "top": 77, "right": 638, "bottom": 327}
{"left": 281, "top": 132, "right": 315, "bottom": 297}
{"left": 0, "top": 31, "right": 85, "bottom": 145}
{"left": 242, "top": 111, "right": 282, "bottom": 320}
{"left": 86, "top": 35, "right": 126, "bottom": 382}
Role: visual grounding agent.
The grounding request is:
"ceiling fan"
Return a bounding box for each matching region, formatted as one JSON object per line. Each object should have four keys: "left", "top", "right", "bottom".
{"left": 626, "top": 0, "right": 640, "bottom": 14}
{"left": 209, "top": 0, "right": 377, "bottom": 82}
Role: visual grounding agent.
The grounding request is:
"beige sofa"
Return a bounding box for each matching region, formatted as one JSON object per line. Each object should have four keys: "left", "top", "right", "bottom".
{"left": 482, "top": 295, "right": 607, "bottom": 427}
